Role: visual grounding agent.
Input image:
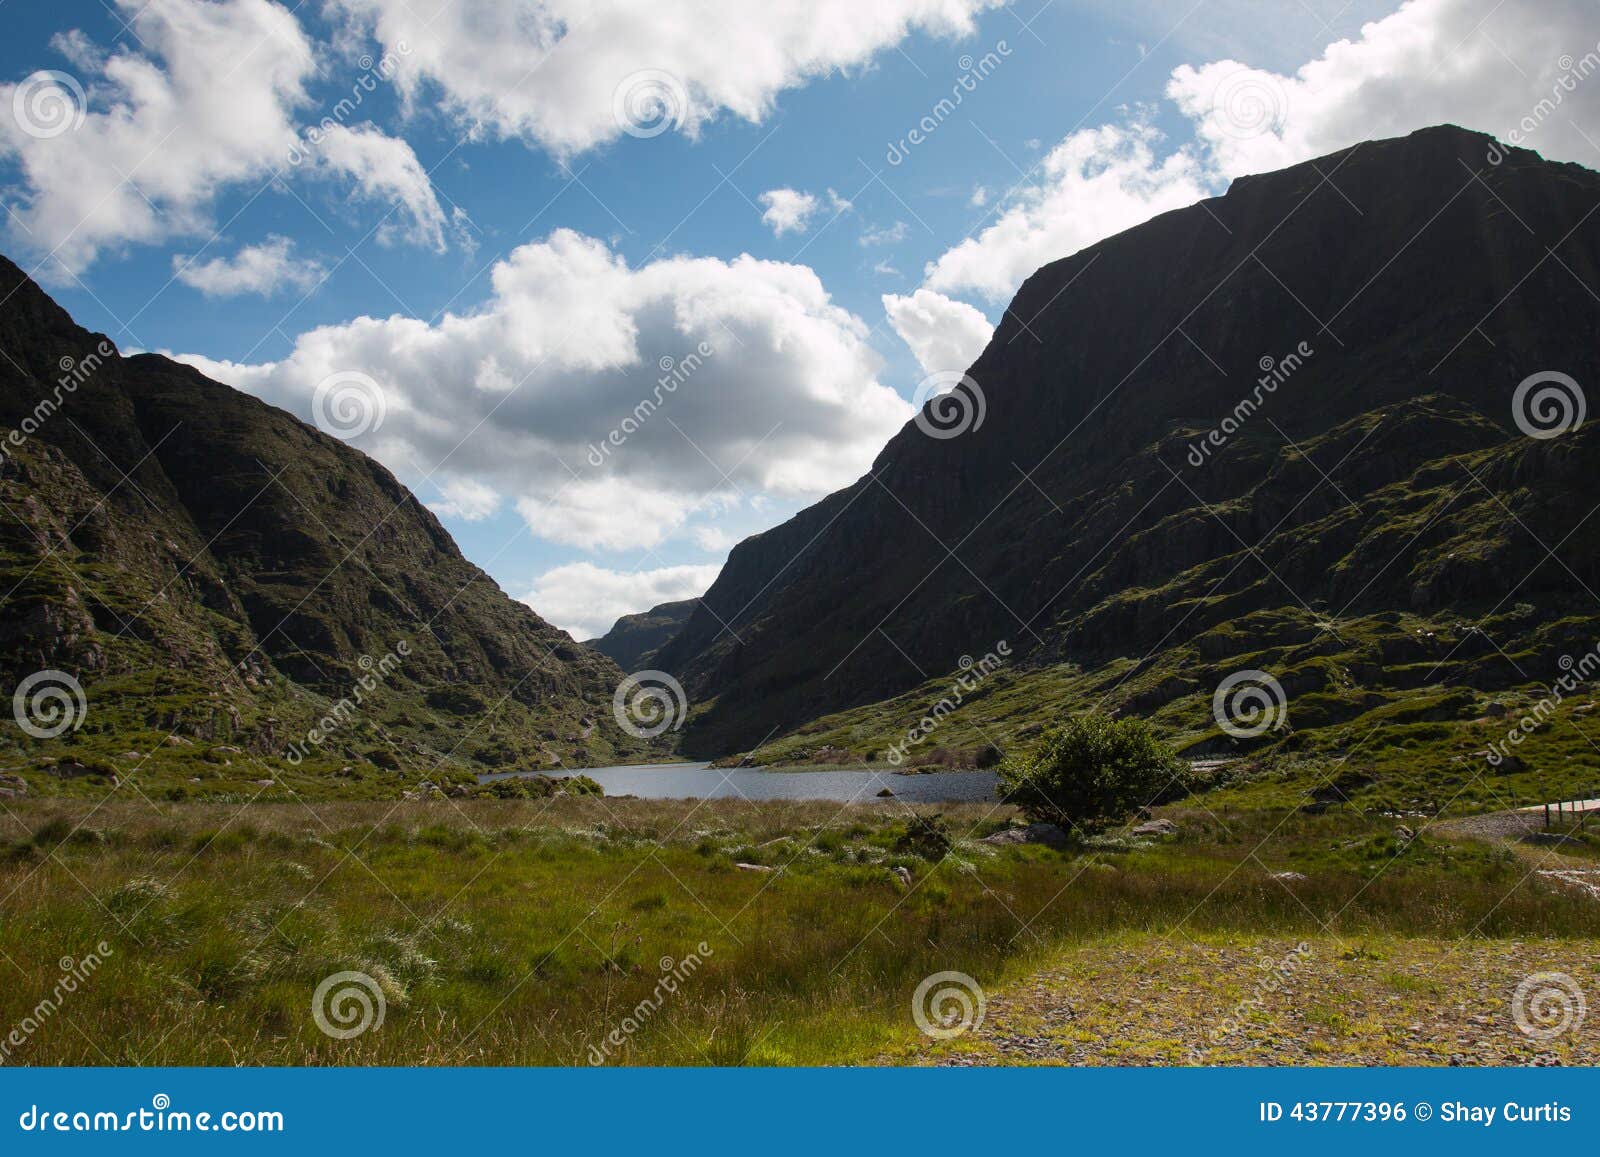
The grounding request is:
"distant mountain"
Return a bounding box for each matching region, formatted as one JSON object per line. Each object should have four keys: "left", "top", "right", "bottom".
{"left": 658, "top": 125, "right": 1600, "bottom": 764}
{"left": 0, "top": 257, "right": 650, "bottom": 791}
{"left": 585, "top": 598, "right": 699, "bottom": 671}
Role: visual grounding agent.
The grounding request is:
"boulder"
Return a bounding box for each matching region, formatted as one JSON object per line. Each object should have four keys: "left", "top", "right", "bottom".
{"left": 982, "top": 822, "right": 1070, "bottom": 848}
{"left": 1129, "top": 818, "right": 1179, "bottom": 838}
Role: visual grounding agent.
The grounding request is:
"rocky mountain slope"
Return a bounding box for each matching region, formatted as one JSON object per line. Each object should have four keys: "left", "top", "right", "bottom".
{"left": 659, "top": 125, "right": 1600, "bottom": 786}
{"left": 585, "top": 598, "right": 700, "bottom": 670}
{"left": 0, "top": 257, "right": 649, "bottom": 796}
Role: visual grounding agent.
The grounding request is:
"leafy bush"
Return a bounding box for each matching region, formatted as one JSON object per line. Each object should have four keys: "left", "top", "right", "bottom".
{"left": 892, "top": 813, "right": 953, "bottom": 860}
{"left": 998, "top": 713, "right": 1186, "bottom": 832}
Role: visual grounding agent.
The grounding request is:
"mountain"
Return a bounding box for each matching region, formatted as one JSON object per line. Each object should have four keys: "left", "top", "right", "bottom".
{"left": 659, "top": 125, "right": 1600, "bottom": 777}
{"left": 585, "top": 598, "right": 699, "bottom": 670}
{"left": 0, "top": 257, "right": 650, "bottom": 795}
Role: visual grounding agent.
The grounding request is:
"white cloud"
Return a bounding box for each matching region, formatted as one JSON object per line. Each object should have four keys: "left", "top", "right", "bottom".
{"left": 859, "top": 220, "right": 909, "bottom": 247}
{"left": 179, "top": 228, "right": 911, "bottom": 553}
{"left": 430, "top": 476, "right": 501, "bottom": 522}
{"left": 883, "top": 289, "right": 993, "bottom": 376}
{"left": 524, "top": 561, "right": 721, "bottom": 640}
{"left": 309, "top": 123, "right": 453, "bottom": 252}
{"left": 332, "top": 0, "right": 1004, "bottom": 156}
{"left": 1167, "top": 0, "right": 1600, "bottom": 180}
{"left": 0, "top": 0, "right": 454, "bottom": 275}
{"left": 759, "top": 188, "right": 819, "bottom": 236}
{"left": 172, "top": 236, "right": 324, "bottom": 297}
{"left": 923, "top": 121, "right": 1209, "bottom": 303}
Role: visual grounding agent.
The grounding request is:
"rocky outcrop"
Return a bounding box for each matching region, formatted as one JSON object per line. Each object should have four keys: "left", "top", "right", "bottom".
{"left": 658, "top": 126, "right": 1600, "bottom": 755}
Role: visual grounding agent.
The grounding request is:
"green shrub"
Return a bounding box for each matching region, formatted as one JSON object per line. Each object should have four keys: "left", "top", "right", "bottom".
{"left": 891, "top": 813, "right": 953, "bottom": 860}
{"left": 998, "top": 713, "right": 1186, "bottom": 832}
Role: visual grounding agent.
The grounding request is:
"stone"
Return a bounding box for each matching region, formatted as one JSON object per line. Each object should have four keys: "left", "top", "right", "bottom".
{"left": 982, "top": 823, "right": 1070, "bottom": 848}
{"left": 1130, "top": 818, "right": 1179, "bottom": 837}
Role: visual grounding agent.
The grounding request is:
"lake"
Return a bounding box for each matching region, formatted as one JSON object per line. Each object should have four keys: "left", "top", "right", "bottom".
{"left": 478, "top": 762, "right": 1000, "bottom": 803}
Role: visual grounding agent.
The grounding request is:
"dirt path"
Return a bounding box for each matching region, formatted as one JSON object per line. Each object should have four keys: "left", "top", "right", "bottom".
{"left": 880, "top": 935, "right": 1600, "bottom": 1066}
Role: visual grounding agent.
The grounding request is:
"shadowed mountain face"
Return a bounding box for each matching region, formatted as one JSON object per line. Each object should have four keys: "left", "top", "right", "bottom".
{"left": 0, "top": 258, "right": 649, "bottom": 779}
{"left": 659, "top": 126, "right": 1600, "bottom": 757}
{"left": 585, "top": 598, "right": 700, "bottom": 671}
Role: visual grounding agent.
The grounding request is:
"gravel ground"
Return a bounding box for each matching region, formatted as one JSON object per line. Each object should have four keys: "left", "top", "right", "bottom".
{"left": 882, "top": 935, "right": 1600, "bottom": 1067}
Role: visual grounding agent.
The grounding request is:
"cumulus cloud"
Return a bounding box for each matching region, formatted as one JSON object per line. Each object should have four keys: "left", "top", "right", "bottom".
{"left": 922, "top": 121, "right": 1209, "bottom": 303}
{"left": 911, "top": 0, "right": 1600, "bottom": 322}
{"left": 308, "top": 123, "right": 455, "bottom": 252}
{"left": 1167, "top": 0, "right": 1600, "bottom": 180}
{"left": 0, "top": 0, "right": 454, "bottom": 277}
{"left": 883, "top": 289, "right": 993, "bottom": 376}
{"left": 430, "top": 476, "right": 502, "bottom": 522}
{"left": 759, "top": 188, "right": 819, "bottom": 236}
{"left": 178, "top": 228, "right": 911, "bottom": 553}
{"left": 172, "top": 236, "right": 324, "bottom": 297}
{"left": 859, "top": 220, "right": 910, "bottom": 247}
{"left": 523, "top": 561, "right": 722, "bottom": 640}
{"left": 331, "top": 0, "right": 1005, "bottom": 155}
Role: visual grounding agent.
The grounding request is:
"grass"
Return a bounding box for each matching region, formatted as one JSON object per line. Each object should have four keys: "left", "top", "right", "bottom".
{"left": 0, "top": 795, "right": 1595, "bottom": 1066}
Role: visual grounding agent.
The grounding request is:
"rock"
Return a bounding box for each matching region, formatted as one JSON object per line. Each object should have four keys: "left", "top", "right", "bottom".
{"left": 735, "top": 862, "right": 775, "bottom": 872}
{"left": 1393, "top": 824, "right": 1415, "bottom": 843}
{"left": 164, "top": 735, "right": 192, "bottom": 746}
{"left": 892, "top": 865, "right": 912, "bottom": 887}
{"left": 1130, "top": 818, "right": 1179, "bottom": 837}
{"left": 50, "top": 761, "right": 97, "bottom": 779}
{"left": 1270, "top": 871, "right": 1308, "bottom": 882}
{"left": 876, "top": 787, "right": 894, "bottom": 797}
{"left": 982, "top": 822, "right": 1070, "bottom": 848}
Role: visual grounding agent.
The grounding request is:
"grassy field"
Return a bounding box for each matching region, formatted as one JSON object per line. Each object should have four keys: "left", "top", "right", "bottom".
{"left": 0, "top": 793, "right": 1595, "bottom": 1066}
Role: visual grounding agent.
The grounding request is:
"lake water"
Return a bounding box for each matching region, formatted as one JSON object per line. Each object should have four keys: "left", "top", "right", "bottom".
{"left": 479, "top": 762, "right": 999, "bottom": 803}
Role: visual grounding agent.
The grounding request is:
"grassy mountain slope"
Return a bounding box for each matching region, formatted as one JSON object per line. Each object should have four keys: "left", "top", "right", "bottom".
{"left": 0, "top": 257, "right": 653, "bottom": 798}
{"left": 659, "top": 126, "right": 1600, "bottom": 807}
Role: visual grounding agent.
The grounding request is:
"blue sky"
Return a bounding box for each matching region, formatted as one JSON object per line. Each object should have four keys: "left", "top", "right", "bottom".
{"left": 2, "top": 0, "right": 1591, "bottom": 637}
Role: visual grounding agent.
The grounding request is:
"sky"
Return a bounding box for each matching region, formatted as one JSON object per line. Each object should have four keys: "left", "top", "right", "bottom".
{"left": 3, "top": 0, "right": 1599, "bottom": 639}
